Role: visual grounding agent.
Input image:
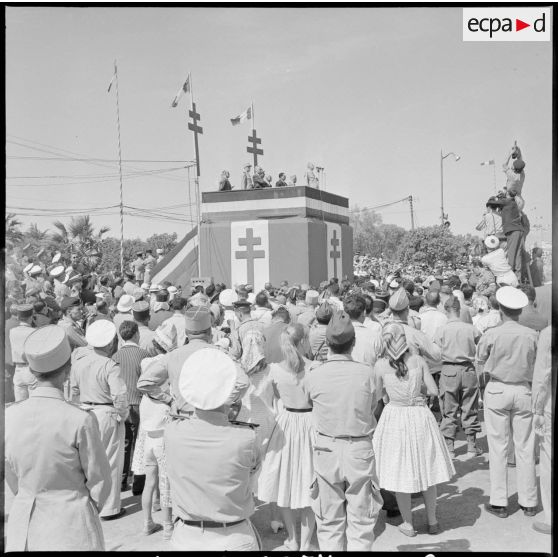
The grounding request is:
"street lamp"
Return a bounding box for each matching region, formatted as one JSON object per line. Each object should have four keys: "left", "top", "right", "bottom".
{"left": 440, "top": 149, "right": 460, "bottom": 226}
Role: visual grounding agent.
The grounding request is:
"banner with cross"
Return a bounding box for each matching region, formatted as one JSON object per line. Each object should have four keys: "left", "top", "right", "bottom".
{"left": 247, "top": 129, "right": 263, "bottom": 168}
{"left": 188, "top": 101, "right": 203, "bottom": 176}
{"left": 231, "top": 220, "right": 269, "bottom": 288}
{"left": 326, "top": 223, "right": 343, "bottom": 280}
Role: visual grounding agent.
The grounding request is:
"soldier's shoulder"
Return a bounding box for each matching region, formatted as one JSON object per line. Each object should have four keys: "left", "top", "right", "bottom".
{"left": 5, "top": 399, "right": 27, "bottom": 412}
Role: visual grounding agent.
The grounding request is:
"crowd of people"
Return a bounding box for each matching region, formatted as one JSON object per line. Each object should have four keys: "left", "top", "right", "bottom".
{"left": 218, "top": 161, "right": 320, "bottom": 191}
{"left": 4, "top": 244, "right": 552, "bottom": 551}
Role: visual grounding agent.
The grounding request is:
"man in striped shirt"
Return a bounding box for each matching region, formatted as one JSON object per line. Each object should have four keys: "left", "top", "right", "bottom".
{"left": 112, "top": 320, "right": 151, "bottom": 491}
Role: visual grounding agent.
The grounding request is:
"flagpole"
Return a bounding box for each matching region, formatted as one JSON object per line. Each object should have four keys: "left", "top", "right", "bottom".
{"left": 189, "top": 72, "right": 202, "bottom": 277}
{"left": 114, "top": 60, "right": 125, "bottom": 275}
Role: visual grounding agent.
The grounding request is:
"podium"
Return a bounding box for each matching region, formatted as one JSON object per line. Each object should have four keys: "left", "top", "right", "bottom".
{"left": 200, "top": 186, "right": 353, "bottom": 290}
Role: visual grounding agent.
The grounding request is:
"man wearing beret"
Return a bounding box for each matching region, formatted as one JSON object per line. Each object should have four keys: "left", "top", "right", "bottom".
{"left": 165, "top": 348, "right": 259, "bottom": 550}
{"left": 70, "top": 320, "right": 129, "bottom": 520}
{"left": 304, "top": 310, "right": 383, "bottom": 551}
{"left": 476, "top": 286, "right": 538, "bottom": 519}
{"left": 5, "top": 326, "right": 111, "bottom": 551}
{"left": 9, "top": 304, "right": 38, "bottom": 401}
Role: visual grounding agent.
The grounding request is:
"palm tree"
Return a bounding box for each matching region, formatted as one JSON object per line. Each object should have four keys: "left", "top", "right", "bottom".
{"left": 5, "top": 213, "right": 24, "bottom": 249}
{"left": 51, "top": 215, "right": 110, "bottom": 271}
{"left": 24, "top": 223, "right": 50, "bottom": 250}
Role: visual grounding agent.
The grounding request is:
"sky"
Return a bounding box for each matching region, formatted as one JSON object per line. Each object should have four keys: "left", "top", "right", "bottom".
{"left": 6, "top": 7, "right": 553, "bottom": 246}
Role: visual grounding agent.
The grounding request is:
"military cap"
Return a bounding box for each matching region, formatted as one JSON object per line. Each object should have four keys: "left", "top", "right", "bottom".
{"left": 375, "top": 290, "right": 390, "bottom": 303}
{"left": 16, "top": 304, "right": 34, "bottom": 319}
{"left": 149, "top": 283, "right": 161, "bottom": 293}
{"left": 117, "top": 294, "right": 135, "bottom": 313}
{"left": 132, "top": 300, "right": 150, "bottom": 320}
{"left": 185, "top": 306, "right": 212, "bottom": 332}
{"left": 484, "top": 235, "right": 500, "bottom": 250}
{"left": 496, "top": 286, "right": 528, "bottom": 310}
{"left": 132, "top": 288, "right": 144, "bottom": 302}
{"left": 389, "top": 288, "right": 409, "bottom": 312}
{"left": 372, "top": 299, "right": 387, "bottom": 312}
{"left": 66, "top": 273, "right": 82, "bottom": 285}
{"left": 124, "top": 269, "right": 135, "bottom": 279}
{"left": 326, "top": 310, "right": 355, "bottom": 345}
{"left": 23, "top": 263, "right": 34, "bottom": 274}
{"left": 156, "top": 248, "right": 164, "bottom": 254}
{"left": 60, "top": 297, "right": 81, "bottom": 311}
{"left": 24, "top": 325, "right": 71, "bottom": 373}
{"left": 141, "top": 282, "right": 150, "bottom": 290}
{"left": 86, "top": 319, "right": 117, "bottom": 348}
{"left": 179, "top": 348, "right": 238, "bottom": 410}
{"left": 219, "top": 288, "right": 238, "bottom": 307}
{"left": 233, "top": 300, "right": 252, "bottom": 309}
{"left": 50, "top": 265, "right": 65, "bottom": 278}
{"left": 52, "top": 252, "right": 62, "bottom": 264}
{"left": 167, "top": 286, "right": 178, "bottom": 294}
{"left": 305, "top": 290, "right": 319, "bottom": 305}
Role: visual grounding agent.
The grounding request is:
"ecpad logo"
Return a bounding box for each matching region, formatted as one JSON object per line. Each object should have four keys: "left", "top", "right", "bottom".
{"left": 463, "top": 8, "right": 550, "bottom": 42}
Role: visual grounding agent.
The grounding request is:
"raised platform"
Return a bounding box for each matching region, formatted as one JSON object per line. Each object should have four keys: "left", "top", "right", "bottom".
{"left": 202, "top": 186, "right": 349, "bottom": 225}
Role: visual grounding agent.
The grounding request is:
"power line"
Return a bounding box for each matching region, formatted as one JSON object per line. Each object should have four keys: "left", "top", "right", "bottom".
{"left": 7, "top": 156, "right": 194, "bottom": 163}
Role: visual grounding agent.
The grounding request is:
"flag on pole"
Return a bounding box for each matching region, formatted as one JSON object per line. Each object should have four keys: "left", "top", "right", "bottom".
{"left": 171, "top": 77, "right": 191, "bottom": 108}
{"left": 480, "top": 160, "right": 495, "bottom": 166}
{"left": 230, "top": 107, "right": 252, "bottom": 126}
{"left": 107, "top": 65, "right": 117, "bottom": 93}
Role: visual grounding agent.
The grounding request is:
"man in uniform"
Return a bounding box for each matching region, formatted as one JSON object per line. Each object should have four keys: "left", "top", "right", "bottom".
{"left": 5, "top": 325, "right": 111, "bottom": 551}
{"left": 9, "top": 304, "right": 38, "bottom": 401}
{"left": 435, "top": 296, "right": 482, "bottom": 458}
{"left": 70, "top": 319, "right": 129, "bottom": 520}
{"left": 476, "top": 286, "right": 538, "bottom": 518}
{"left": 165, "top": 348, "right": 260, "bottom": 550}
{"left": 156, "top": 248, "right": 164, "bottom": 264}
{"left": 531, "top": 325, "right": 552, "bottom": 535}
{"left": 304, "top": 310, "right": 383, "bottom": 551}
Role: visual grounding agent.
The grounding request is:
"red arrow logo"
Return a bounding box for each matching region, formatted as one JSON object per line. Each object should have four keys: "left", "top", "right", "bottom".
{"left": 516, "top": 18, "right": 530, "bottom": 31}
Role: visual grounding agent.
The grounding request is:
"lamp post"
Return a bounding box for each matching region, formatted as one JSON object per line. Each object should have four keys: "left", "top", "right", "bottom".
{"left": 440, "top": 149, "right": 460, "bottom": 226}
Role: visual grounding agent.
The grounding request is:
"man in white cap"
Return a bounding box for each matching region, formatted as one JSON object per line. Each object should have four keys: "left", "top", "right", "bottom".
{"left": 132, "top": 301, "right": 156, "bottom": 351}
{"left": 165, "top": 348, "right": 260, "bottom": 550}
{"left": 5, "top": 325, "right": 111, "bottom": 551}
{"left": 9, "top": 304, "right": 38, "bottom": 401}
{"left": 481, "top": 236, "right": 518, "bottom": 287}
{"left": 70, "top": 319, "right": 129, "bottom": 520}
{"left": 156, "top": 248, "right": 164, "bottom": 264}
{"left": 113, "top": 294, "right": 135, "bottom": 345}
{"left": 51, "top": 265, "right": 71, "bottom": 303}
{"left": 476, "top": 286, "right": 538, "bottom": 519}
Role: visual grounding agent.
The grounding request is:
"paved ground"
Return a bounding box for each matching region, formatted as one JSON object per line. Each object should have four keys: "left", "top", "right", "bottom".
{"left": 4, "top": 417, "right": 552, "bottom": 553}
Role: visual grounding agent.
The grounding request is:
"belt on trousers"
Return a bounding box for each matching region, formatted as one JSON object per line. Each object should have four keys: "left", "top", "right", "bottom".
{"left": 82, "top": 401, "right": 114, "bottom": 406}
{"left": 285, "top": 407, "right": 312, "bottom": 413}
{"left": 318, "top": 432, "right": 369, "bottom": 440}
{"left": 442, "top": 361, "right": 474, "bottom": 366}
{"left": 177, "top": 518, "right": 246, "bottom": 529}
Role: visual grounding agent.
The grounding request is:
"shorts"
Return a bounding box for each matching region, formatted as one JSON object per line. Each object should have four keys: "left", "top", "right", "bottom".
{"left": 144, "top": 431, "right": 172, "bottom": 508}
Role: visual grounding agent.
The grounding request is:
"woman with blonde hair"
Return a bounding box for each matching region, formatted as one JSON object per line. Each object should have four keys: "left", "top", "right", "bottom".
{"left": 258, "top": 323, "right": 316, "bottom": 551}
